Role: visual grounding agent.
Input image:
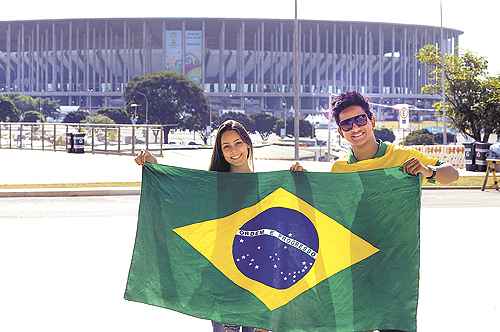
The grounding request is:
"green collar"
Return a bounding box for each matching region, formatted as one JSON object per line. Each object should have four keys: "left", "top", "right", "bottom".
{"left": 347, "top": 140, "right": 388, "bottom": 164}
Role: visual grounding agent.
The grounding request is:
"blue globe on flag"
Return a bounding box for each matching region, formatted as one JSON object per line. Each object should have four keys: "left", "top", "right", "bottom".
{"left": 232, "top": 207, "right": 319, "bottom": 289}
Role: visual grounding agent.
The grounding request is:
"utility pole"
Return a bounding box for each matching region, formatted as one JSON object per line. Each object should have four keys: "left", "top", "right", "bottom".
{"left": 327, "top": 94, "right": 332, "bottom": 160}
{"left": 293, "top": 0, "right": 300, "bottom": 159}
{"left": 440, "top": 0, "right": 448, "bottom": 145}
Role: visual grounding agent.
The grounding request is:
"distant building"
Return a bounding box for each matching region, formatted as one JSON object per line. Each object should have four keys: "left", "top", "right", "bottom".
{"left": 0, "top": 17, "right": 462, "bottom": 116}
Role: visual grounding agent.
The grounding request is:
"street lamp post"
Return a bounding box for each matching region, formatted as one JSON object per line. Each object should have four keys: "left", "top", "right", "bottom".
{"left": 440, "top": 0, "right": 448, "bottom": 145}
{"left": 281, "top": 98, "right": 287, "bottom": 138}
{"left": 88, "top": 88, "right": 93, "bottom": 112}
{"left": 327, "top": 95, "right": 332, "bottom": 160}
{"left": 293, "top": 0, "right": 300, "bottom": 159}
{"left": 136, "top": 90, "right": 149, "bottom": 125}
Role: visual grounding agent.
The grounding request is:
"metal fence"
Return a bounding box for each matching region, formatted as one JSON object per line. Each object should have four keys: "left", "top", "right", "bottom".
{"left": 0, "top": 122, "right": 172, "bottom": 156}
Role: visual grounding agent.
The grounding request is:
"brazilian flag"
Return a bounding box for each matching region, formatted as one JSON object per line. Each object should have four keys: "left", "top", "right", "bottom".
{"left": 125, "top": 163, "right": 421, "bottom": 332}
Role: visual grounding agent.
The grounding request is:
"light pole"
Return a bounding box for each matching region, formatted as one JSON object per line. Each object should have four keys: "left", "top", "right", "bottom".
{"left": 88, "top": 88, "right": 93, "bottom": 112}
{"left": 327, "top": 94, "right": 332, "bottom": 160}
{"left": 293, "top": 0, "right": 300, "bottom": 159}
{"left": 281, "top": 97, "right": 287, "bottom": 138}
{"left": 136, "top": 90, "right": 149, "bottom": 125}
{"left": 440, "top": 0, "right": 448, "bottom": 145}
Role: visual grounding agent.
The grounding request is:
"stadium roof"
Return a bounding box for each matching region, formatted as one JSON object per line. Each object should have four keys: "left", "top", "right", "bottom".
{"left": 0, "top": 0, "right": 463, "bottom": 31}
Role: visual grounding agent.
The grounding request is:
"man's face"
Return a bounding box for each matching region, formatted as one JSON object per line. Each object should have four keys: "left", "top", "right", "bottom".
{"left": 337, "top": 105, "right": 376, "bottom": 147}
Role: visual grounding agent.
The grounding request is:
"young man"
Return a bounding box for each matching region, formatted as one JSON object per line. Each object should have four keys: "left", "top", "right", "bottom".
{"left": 328, "top": 91, "right": 458, "bottom": 184}
{"left": 291, "top": 91, "right": 458, "bottom": 185}
{"left": 296, "top": 91, "right": 458, "bottom": 332}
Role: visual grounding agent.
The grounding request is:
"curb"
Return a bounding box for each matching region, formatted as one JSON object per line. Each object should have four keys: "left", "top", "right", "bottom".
{"left": 422, "top": 186, "right": 483, "bottom": 190}
{"left": 0, "top": 187, "right": 140, "bottom": 198}
{"left": 0, "top": 184, "right": 486, "bottom": 198}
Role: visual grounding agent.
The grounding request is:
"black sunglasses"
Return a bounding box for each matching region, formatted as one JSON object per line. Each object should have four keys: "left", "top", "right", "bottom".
{"left": 338, "top": 113, "right": 369, "bottom": 131}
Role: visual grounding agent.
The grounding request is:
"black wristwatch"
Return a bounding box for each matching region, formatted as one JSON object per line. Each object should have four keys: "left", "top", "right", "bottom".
{"left": 426, "top": 166, "right": 437, "bottom": 181}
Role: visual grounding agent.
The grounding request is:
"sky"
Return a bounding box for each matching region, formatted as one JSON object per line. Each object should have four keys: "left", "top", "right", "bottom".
{"left": 1, "top": 0, "right": 498, "bottom": 74}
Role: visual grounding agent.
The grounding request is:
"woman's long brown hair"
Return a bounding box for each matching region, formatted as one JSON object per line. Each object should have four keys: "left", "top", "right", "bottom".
{"left": 209, "top": 120, "right": 254, "bottom": 172}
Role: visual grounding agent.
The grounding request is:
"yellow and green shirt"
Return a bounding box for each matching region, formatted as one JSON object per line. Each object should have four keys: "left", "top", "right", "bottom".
{"left": 331, "top": 140, "right": 442, "bottom": 173}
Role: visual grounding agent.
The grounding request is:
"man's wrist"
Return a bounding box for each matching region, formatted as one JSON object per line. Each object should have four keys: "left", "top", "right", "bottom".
{"left": 425, "top": 166, "right": 437, "bottom": 179}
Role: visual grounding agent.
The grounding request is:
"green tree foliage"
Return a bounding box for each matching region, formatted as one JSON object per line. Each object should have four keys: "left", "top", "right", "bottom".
{"left": 250, "top": 113, "right": 277, "bottom": 141}
{"left": 374, "top": 128, "right": 396, "bottom": 143}
{"left": 37, "top": 98, "right": 60, "bottom": 119}
{"left": 63, "top": 111, "right": 89, "bottom": 123}
{"left": 434, "top": 132, "right": 457, "bottom": 144}
{"left": 417, "top": 45, "right": 500, "bottom": 142}
{"left": 1, "top": 94, "right": 60, "bottom": 119}
{"left": 179, "top": 110, "right": 210, "bottom": 144}
{"left": 97, "top": 108, "right": 131, "bottom": 124}
{"left": 21, "top": 111, "right": 46, "bottom": 123}
{"left": 83, "top": 114, "right": 115, "bottom": 125}
{"left": 9, "top": 94, "right": 37, "bottom": 114}
{"left": 0, "top": 96, "right": 20, "bottom": 121}
{"left": 124, "top": 71, "right": 209, "bottom": 143}
{"left": 274, "top": 119, "right": 314, "bottom": 138}
{"left": 218, "top": 112, "right": 255, "bottom": 132}
{"left": 403, "top": 129, "right": 435, "bottom": 146}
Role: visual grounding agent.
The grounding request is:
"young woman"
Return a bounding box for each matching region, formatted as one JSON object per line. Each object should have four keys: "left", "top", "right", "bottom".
{"left": 135, "top": 120, "right": 269, "bottom": 332}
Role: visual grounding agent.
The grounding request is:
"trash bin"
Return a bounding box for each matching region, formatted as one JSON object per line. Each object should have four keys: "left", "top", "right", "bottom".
{"left": 66, "top": 133, "right": 74, "bottom": 153}
{"left": 463, "top": 142, "right": 476, "bottom": 172}
{"left": 475, "top": 142, "right": 492, "bottom": 172}
{"left": 73, "top": 133, "right": 85, "bottom": 153}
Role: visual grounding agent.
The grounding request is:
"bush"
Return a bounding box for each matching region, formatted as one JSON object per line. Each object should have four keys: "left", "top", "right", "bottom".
{"left": 0, "top": 97, "right": 20, "bottom": 121}
{"left": 97, "top": 108, "right": 131, "bottom": 124}
{"left": 433, "top": 132, "right": 457, "bottom": 144}
{"left": 83, "top": 114, "right": 115, "bottom": 125}
{"left": 274, "top": 119, "right": 314, "bottom": 138}
{"left": 218, "top": 112, "right": 255, "bottom": 132}
{"left": 21, "top": 111, "right": 45, "bottom": 123}
{"left": 82, "top": 115, "right": 117, "bottom": 141}
{"left": 374, "top": 128, "right": 395, "bottom": 143}
{"left": 250, "top": 113, "right": 277, "bottom": 141}
{"left": 63, "top": 111, "right": 89, "bottom": 123}
{"left": 403, "top": 129, "right": 435, "bottom": 146}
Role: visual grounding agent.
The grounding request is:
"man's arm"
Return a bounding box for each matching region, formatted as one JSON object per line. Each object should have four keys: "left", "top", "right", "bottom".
{"left": 403, "top": 158, "right": 459, "bottom": 185}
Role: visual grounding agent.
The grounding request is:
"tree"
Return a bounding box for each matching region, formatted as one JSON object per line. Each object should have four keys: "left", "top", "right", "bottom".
{"left": 179, "top": 111, "right": 210, "bottom": 144}
{"left": 21, "top": 111, "right": 45, "bottom": 123}
{"left": 63, "top": 110, "right": 89, "bottom": 123}
{"left": 37, "top": 98, "right": 60, "bottom": 119}
{"left": 250, "top": 113, "right": 277, "bottom": 141}
{"left": 124, "top": 71, "right": 209, "bottom": 143}
{"left": 417, "top": 45, "right": 500, "bottom": 142}
{"left": 374, "top": 128, "right": 396, "bottom": 143}
{"left": 9, "top": 94, "right": 37, "bottom": 114}
{"left": 218, "top": 112, "right": 255, "bottom": 132}
{"left": 274, "top": 119, "right": 313, "bottom": 138}
{"left": 403, "top": 129, "right": 435, "bottom": 146}
{"left": 97, "top": 108, "right": 131, "bottom": 124}
{"left": 0, "top": 96, "right": 20, "bottom": 121}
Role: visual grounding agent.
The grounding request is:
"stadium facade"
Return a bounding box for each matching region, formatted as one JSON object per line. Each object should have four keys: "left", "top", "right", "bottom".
{"left": 0, "top": 17, "right": 462, "bottom": 115}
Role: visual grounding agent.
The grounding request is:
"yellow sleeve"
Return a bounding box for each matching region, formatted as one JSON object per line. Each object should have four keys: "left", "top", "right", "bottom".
{"left": 407, "top": 148, "right": 441, "bottom": 166}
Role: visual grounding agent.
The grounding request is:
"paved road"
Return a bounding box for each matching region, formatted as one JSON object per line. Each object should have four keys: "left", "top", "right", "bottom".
{"left": 0, "top": 193, "right": 499, "bottom": 332}
{"left": 422, "top": 189, "right": 500, "bottom": 208}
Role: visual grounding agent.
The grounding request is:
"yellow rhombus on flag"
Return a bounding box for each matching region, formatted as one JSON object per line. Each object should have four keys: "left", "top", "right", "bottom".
{"left": 174, "top": 187, "right": 379, "bottom": 310}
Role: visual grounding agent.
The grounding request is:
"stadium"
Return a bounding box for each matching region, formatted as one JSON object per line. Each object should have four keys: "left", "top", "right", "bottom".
{"left": 0, "top": 17, "right": 462, "bottom": 116}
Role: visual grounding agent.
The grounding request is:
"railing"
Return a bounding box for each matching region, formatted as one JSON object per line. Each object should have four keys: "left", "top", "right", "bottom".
{"left": 412, "top": 145, "right": 465, "bottom": 169}
{"left": 0, "top": 122, "right": 174, "bottom": 156}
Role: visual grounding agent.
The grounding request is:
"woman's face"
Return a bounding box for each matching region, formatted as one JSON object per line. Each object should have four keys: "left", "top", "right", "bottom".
{"left": 220, "top": 130, "right": 250, "bottom": 168}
